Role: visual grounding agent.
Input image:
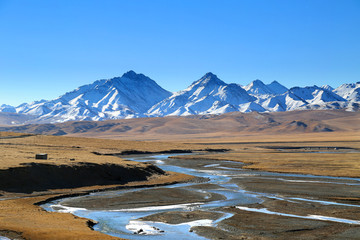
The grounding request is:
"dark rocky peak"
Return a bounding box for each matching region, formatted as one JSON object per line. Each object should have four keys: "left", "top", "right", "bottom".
{"left": 195, "top": 72, "right": 226, "bottom": 86}
{"left": 121, "top": 70, "right": 148, "bottom": 81}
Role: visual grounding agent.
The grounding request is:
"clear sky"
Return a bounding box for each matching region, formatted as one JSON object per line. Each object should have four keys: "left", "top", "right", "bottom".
{"left": 0, "top": 0, "right": 359, "bottom": 106}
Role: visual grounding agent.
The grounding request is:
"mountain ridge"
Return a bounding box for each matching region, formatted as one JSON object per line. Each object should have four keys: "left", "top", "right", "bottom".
{"left": 1, "top": 71, "right": 359, "bottom": 124}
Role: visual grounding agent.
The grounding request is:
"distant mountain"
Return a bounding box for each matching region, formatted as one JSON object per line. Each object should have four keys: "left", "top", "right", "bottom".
{"left": 147, "top": 72, "right": 258, "bottom": 116}
{"left": 267, "top": 81, "right": 289, "bottom": 95}
{"left": 257, "top": 91, "right": 308, "bottom": 112}
{"left": 244, "top": 81, "right": 348, "bottom": 112}
{"left": 244, "top": 79, "right": 273, "bottom": 95}
{"left": 0, "top": 112, "right": 38, "bottom": 126}
{"left": 321, "top": 85, "right": 334, "bottom": 92}
{"left": 0, "top": 104, "right": 16, "bottom": 113}
{"left": 0, "top": 71, "right": 358, "bottom": 124}
{"left": 291, "top": 86, "right": 344, "bottom": 102}
{"left": 244, "top": 79, "right": 288, "bottom": 96}
{"left": 14, "top": 71, "right": 171, "bottom": 123}
{"left": 334, "top": 82, "right": 360, "bottom": 102}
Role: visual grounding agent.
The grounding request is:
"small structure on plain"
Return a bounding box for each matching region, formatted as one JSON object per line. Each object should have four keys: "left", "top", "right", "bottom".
{"left": 35, "top": 153, "right": 48, "bottom": 160}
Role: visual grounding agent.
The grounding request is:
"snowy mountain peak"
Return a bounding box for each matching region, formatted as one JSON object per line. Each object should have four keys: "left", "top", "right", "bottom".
{"left": 147, "top": 73, "right": 256, "bottom": 117}
{"left": 252, "top": 79, "right": 265, "bottom": 85}
{"left": 193, "top": 72, "right": 225, "bottom": 86}
{"left": 334, "top": 82, "right": 360, "bottom": 102}
{"left": 244, "top": 79, "right": 273, "bottom": 95}
{"left": 12, "top": 71, "right": 171, "bottom": 123}
{"left": 0, "top": 104, "right": 16, "bottom": 113}
{"left": 203, "top": 72, "right": 217, "bottom": 78}
{"left": 1, "top": 71, "right": 358, "bottom": 124}
{"left": 321, "top": 85, "right": 334, "bottom": 91}
{"left": 267, "top": 81, "right": 288, "bottom": 94}
{"left": 290, "top": 85, "right": 346, "bottom": 105}
{"left": 121, "top": 70, "right": 149, "bottom": 81}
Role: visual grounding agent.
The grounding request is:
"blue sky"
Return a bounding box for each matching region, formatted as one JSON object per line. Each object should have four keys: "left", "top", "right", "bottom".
{"left": 0, "top": 0, "right": 359, "bottom": 106}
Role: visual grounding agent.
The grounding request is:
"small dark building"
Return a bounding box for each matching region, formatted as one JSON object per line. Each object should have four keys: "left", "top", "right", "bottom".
{"left": 35, "top": 153, "right": 48, "bottom": 160}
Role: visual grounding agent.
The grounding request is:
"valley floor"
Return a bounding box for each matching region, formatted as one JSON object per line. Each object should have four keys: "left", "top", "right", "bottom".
{"left": 0, "top": 130, "right": 359, "bottom": 239}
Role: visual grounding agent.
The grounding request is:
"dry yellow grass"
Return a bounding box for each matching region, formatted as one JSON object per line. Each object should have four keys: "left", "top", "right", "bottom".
{"left": 0, "top": 134, "right": 204, "bottom": 169}
{"left": 175, "top": 152, "right": 360, "bottom": 178}
{"left": 173, "top": 132, "right": 360, "bottom": 178}
{"left": 1, "top": 127, "right": 359, "bottom": 239}
{"left": 0, "top": 133, "right": 199, "bottom": 239}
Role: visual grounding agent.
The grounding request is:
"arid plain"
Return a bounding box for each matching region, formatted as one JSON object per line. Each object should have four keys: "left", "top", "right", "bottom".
{"left": 0, "top": 110, "right": 359, "bottom": 239}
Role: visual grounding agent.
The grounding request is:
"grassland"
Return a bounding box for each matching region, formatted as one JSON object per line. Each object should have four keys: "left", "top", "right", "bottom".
{"left": 173, "top": 132, "right": 360, "bottom": 178}
{"left": 0, "top": 110, "right": 359, "bottom": 239}
{"left": 0, "top": 133, "right": 198, "bottom": 240}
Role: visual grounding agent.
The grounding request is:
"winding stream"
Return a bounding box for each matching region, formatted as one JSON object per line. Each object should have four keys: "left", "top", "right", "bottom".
{"left": 42, "top": 154, "right": 360, "bottom": 239}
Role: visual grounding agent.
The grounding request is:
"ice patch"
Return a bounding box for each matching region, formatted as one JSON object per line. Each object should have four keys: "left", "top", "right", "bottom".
{"left": 155, "top": 160, "right": 164, "bottom": 164}
{"left": 235, "top": 206, "right": 360, "bottom": 224}
{"left": 289, "top": 197, "right": 360, "bottom": 208}
{"left": 126, "top": 220, "right": 163, "bottom": 235}
{"left": 49, "top": 204, "right": 87, "bottom": 213}
{"left": 203, "top": 164, "right": 220, "bottom": 168}
{"left": 111, "top": 202, "right": 204, "bottom": 212}
{"left": 126, "top": 219, "right": 214, "bottom": 235}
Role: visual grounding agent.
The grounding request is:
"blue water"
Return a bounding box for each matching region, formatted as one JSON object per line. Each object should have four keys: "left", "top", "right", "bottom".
{"left": 41, "top": 154, "right": 360, "bottom": 239}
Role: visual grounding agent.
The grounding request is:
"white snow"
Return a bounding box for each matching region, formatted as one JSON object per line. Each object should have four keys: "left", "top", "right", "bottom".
{"left": 236, "top": 206, "right": 360, "bottom": 225}
{"left": 111, "top": 202, "right": 204, "bottom": 212}
{"left": 126, "top": 219, "right": 213, "bottom": 235}
{"left": 1, "top": 71, "right": 358, "bottom": 123}
{"left": 334, "top": 82, "right": 360, "bottom": 102}
{"left": 147, "top": 73, "right": 256, "bottom": 117}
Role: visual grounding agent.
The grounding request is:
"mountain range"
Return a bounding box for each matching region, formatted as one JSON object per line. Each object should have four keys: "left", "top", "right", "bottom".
{"left": 1, "top": 71, "right": 359, "bottom": 124}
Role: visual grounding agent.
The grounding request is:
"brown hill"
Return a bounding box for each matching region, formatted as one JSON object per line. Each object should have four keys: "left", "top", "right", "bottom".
{"left": 0, "top": 110, "right": 359, "bottom": 140}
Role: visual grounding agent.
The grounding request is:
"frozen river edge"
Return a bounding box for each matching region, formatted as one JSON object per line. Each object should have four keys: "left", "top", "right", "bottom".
{"left": 42, "top": 154, "right": 360, "bottom": 239}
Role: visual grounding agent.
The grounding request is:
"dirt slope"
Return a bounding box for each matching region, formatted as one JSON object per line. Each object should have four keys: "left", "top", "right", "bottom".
{"left": 0, "top": 110, "right": 359, "bottom": 140}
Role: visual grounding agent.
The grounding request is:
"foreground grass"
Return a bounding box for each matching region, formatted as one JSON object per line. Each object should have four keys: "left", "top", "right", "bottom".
{"left": 172, "top": 136, "right": 360, "bottom": 178}
{"left": 0, "top": 133, "right": 198, "bottom": 240}
{"left": 0, "top": 131, "right": 359, "bottom": 239}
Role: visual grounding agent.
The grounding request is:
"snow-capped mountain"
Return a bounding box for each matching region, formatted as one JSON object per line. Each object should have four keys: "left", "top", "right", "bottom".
{"left": 244, "top": 79, "right": 288, "bottom": 96}
{"left": 0, "top": 71, "right": 358, "bottom": 124}
{"left": 267, "top": 81, "right": 289, "bottom": 95}
{"left": 147, "top": 72, "right": 258, "bottom": 116}
{"left": 257, "top": 91, "right": 308, "bottom": 112}
{"left": 289, "top": 86, "right": 346, "bottom": 105}
{"left": 334, "top": 82, "right": 360, "bottom": 102}
{"left": 14, "top": 71, "right": 171, "bottom": 123}
{"left": 0, "top": 104, "right": 16, "bottom": 113}
{"left": 321, "top": 85, "right": 334, "bottom": 92}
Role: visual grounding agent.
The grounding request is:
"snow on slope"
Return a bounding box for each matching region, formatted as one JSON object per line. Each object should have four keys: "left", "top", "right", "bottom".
{"left": 267, "top": 81, "right": 289, "bottom": 95}
{"left": 0, "top": 104, "right": 16, "bottom": 113}
{"left": 244, "top": 79, "right": 274, "bottom": 95}
{"left": 334, "top": 82, "right": 360, "bottom": 102}
{"left": 258, "top": 92, "right": 308, "bottom": 112}
{"left": 147, "top": 72, "right": 259, "bottom": 117}
{"left": 244, "top": 80, "right": 349, "bottom": 112}
{"left": 243, "top": 79, "right": 310, "bottom": 112}
{"left": 0, "top": 71, "right": 358, "bottom": 124}
{"left": 15, "top": 71, "right": 171, "bottom": 123}
{"left": 244, "top": 80, "right": 288, "bottom": 96}
{"left": 321, "top": 85, "right": 334, "bottom": 92}
{"left": 290, "top": 86, "right": 346, "bottom": 105}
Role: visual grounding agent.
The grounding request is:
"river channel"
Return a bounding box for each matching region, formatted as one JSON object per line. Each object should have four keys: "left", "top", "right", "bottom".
{"left": 42, "top": 154, "right": 360, "bottom": 239}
